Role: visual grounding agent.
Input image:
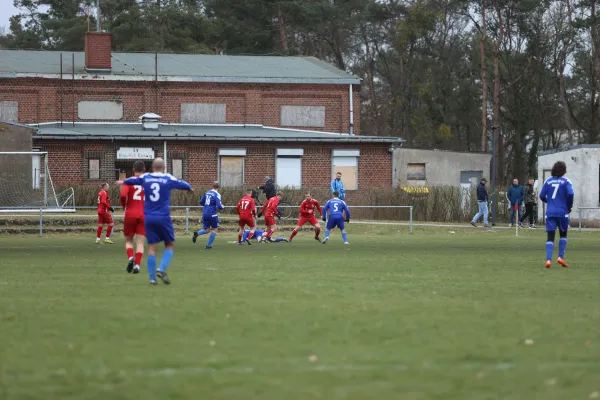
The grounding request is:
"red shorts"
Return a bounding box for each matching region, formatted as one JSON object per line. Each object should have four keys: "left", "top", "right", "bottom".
{"left": 265, "top": 216, "right": 277, "bottom": 227}
{"left": 124, "top": 216, "right": 145, "bottom": 237}
{"left": 298, "top": 215, "right": 319, "bottom": 226}
{"left": 238, "top": 216, "right": 255, "bottom": 228}
{"left": 98, "top": 212, "right": 113, "bottom": 225}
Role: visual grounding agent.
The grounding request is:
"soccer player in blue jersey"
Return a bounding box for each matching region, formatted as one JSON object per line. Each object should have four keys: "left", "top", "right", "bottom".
{"left": 193, "top": 181, "right": 224, "bottom": 249}
{"left": 321, "top": 191, "right": 350, "bottom": 244}
{"left": 122, "top": 158, "right": 193, "bottom": 285}
{"left": 539, "top": 161, "right": 574, "bottom": 268}
{"left": 239, "top": 229, "right": 288, "bottom": 244}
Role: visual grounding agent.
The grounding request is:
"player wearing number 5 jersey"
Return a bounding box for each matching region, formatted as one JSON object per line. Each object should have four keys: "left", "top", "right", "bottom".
{"left": 236, "top": 189, "right": 256, "bottom": 244}
{"left": 539, "top": 161, "right": 574, "bottom": 268}
{"left": 122, "top": 158, "right": 192, "bottom": 285}
{"left": 120, "top": 161, "right": 146, "bottom": 274}
{"left": 96, "top": 183, "right": 114, "bottom": 244}
{"left": 193, "top": 181, "right": 225, "bottom": 249}
{"left": 322, "top": 192, "right": 350, "bottom": 244}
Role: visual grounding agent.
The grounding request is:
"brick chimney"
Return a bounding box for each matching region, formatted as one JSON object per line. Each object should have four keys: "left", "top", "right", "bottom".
{"left": 84, "top": 32, "right": 112, "bottom": 72}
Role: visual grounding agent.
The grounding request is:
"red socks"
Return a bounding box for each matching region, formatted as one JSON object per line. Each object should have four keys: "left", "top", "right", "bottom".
{"left": 265, "top": 229, "right": 273, "bottom": 239}
{"left": 247, "top": 231, "right": 254, "bottom": 240}
{"left": 315, "top": 227, "right": 320, "bottom": 238}
{"left": 238, "top": 234, "right": 242, "bottom": 243}
{"left": 96, "top": 226, "right": 103, "bottom": 238}
{"left": 106, "top": 226, "right": 113, "bottom": 238}
{"left": 135, "top": 252, "right": 143, "bottom": 266}
{"left": 289, "top": 229, "right": 298, "bottom": 241}
{"left": 126, "top": 248, "right": 134, "bottom": 259}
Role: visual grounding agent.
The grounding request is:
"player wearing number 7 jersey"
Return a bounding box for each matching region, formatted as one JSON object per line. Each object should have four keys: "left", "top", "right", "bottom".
{"left": 236, "top": 189, "right": 256, "bottom": 244}
{"left": 120, "top": 161, "right": 146, "bottom": 274}
{"left": 121, "top": 158, "right": 192, "bottom": 285}
{"left": 539, "top": 161, "right": 574, "bottom": 268}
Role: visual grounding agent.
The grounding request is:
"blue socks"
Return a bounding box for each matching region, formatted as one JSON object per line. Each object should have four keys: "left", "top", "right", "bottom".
{"left": 197, "top": 228, "right": 208, "bottom": 236}
{"left": 148, "top": 255, "right": 157, "bottom": 281}
{"left": 546, "top": 241, "right": 554, "bottom": 261}
{"left": 558, "top": 238, "right": 567, "bottom": 258}
{"left": 342, "top": 232, "right": 348, "bottom": 242}
{"left": 159, "top": 248, "right": 174, "bottom": 272}
{"left": 325, "top": 230, "right": 331, "bottom": 239}
{"left": 207, "top": 232, "right": 217, "bottom": 247}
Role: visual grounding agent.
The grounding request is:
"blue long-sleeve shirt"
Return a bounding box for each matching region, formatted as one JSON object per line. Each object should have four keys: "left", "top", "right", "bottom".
{"left": 330, "top": 178, "right": 346, "bottom": 200}
{"left": 507, "top": 184, "right": 524, "bottom": 205}
{"left": 123, "top": 172, "right": 192, "bottom": 216}
{"left": 540, "top": 176, "right": 574, "bottom": 216}
{"left": 200, "top": 189, "right": 224, "bottom": 217}
{"left": 322, "top": 198, "right": 350, "bottom": 220}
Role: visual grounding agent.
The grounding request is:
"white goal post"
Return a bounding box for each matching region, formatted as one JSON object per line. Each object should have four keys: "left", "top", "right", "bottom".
{"left": 0, "top": 151, "right": 75, "bottom": 213}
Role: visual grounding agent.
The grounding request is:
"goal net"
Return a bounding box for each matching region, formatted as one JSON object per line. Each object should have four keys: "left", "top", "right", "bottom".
{"left": 0, "top": 152, "right": 75, "bottom": 212}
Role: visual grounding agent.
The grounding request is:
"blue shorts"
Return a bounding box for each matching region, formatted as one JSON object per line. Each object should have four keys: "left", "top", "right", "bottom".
{"left": 326, "top": 216, "right": 345, "bottom": 231}
{"left": 145, "top": 215, "right": 175, "bottom": 245}
{"left": 546, "top": 216, "right": 569, "bottom": 232}
{"left": 203, "top": 215, "right": 219, "bottom": 229}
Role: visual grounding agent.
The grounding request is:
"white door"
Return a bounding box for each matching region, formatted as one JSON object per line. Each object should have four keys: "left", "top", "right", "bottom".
{"left": 276, "top": 157, "right": 302, "bottom": 189}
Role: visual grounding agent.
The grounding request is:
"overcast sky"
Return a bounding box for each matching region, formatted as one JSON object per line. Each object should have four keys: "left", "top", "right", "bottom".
{"left": 0, "top": 0, "right": 19, "bottom": 31}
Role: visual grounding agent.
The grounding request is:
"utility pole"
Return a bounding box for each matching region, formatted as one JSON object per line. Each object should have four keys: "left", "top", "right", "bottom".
{"left": 491, "top": 125, "right": 498, "bottom": 226}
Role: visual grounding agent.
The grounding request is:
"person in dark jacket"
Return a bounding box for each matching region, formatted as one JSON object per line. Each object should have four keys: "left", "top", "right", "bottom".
{"left": 519, "top": 178, "right": 537, "bottom": 228}
{"left": 259, "top": 176, "right": 277, "bottom": 200}
{"left": 470, "top": 178, "right": 489, "bottom": 227}
{"left": 506, "top": 178, "right": 524, "bottom": 227}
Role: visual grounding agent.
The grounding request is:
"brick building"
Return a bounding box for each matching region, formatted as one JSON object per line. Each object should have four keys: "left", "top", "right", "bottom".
{"left": 0, "top": 33, "right": 403, "bottom": 192}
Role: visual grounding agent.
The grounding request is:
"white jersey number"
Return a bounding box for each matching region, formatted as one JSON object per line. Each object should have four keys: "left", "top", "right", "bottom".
{"left": 149, "top": 183, "right": 160, "bottom": 202}
{"left": 133, "top": 185, "right": 143, "bottom": 200}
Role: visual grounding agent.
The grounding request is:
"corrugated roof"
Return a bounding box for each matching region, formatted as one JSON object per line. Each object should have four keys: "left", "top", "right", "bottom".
{"left": 0, "top": 50, "right": 360, "bottom": 84}
{"left": 32, "top": 123, "right": 404, "bottom": 144}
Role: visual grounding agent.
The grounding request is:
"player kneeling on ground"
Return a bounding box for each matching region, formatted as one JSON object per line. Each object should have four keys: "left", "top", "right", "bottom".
{"left": 540, "top": 161, "right": 574, "bottom": 268}
{"left": 236, "top": 189, "right": 257, "bottom": 245}
{"left": 257, "top": 191, "right": 283, "bottom": 242}
{"left": 96, "top": 182, "right": 115, "bottom": 244}
{"left": 322, "top": 191, "right": 350, "bottom": 245}
{"left": 238, "top": 229, "right": 288, "bottom": 243}
{"left": 289, "top": 192, "right": 323, "bottom": 242}
{"left": 120, "top": 160, "right": 146, "bottom": 274}
{"left": 193, "top": 182, "right": 224, "bottom": 249}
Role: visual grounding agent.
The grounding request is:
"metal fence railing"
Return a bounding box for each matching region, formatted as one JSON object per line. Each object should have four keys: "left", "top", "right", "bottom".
{"left": 0, "top": 205, "right": 414, "bottom": 237}
{"left": 577, "top": 207, "right": 600, "bottom": 231}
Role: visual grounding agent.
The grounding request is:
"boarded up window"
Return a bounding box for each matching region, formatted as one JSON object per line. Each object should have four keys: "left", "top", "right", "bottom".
{"left": 181, "top": 103, "right": 226, "bottom": 124}
{"left": 332, "top": 157, "right": 358, "bottom": 190}
{"left": 407, "top": 163, "right": 426, "bottom": 180}
{"left": 276, "top": 157, "right": 302, "bottom": 188}
{"left": 78, "top": 101, "right": 123, "bottom": 120}
{"left": 0, "top": 101, "right": 18, "bottom": 122}
{"left": 89, "top": 159, "right": 100, "bottom": 180}
{"left": 220, "top": 156, "right": 243, "bottom": 187}
{"left": 172, "top": 159, "right": 183, "bottom": 179}
{"left": 280, "top": 106, "right": 325, "bottom": 127}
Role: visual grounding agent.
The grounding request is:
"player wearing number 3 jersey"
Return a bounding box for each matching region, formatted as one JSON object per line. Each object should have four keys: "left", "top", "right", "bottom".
{"left": 119, "top": 161, "right": 146, "bottom": 274}
{"left": 122, "top": 158, "right": 192, "bottom": 285}
{"left": 236, "top": 189, "right": 256, "bottom": 244}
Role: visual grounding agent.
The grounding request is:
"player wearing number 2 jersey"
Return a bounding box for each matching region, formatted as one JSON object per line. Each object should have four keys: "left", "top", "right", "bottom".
{"left": 122, "top": 158, "right": 192, "bottom": 285}
{"left": 120, "top": 161, "right": 146, "bottom": 274}
{"left": 539, "top": 161, "right": 574, "bottom": 268}
{"left": 236, "top": 189, "right": 256, "bottom": 244}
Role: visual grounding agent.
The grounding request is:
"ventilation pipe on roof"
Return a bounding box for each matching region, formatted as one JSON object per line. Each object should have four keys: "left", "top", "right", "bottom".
{"left": 349, "top": 84, "right": 354, "bottom": 135}
{"left": 139, "top": 113, "right": 161, "bottom": 131}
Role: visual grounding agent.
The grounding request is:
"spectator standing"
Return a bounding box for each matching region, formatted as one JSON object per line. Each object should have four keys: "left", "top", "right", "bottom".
{"left": 470, "top": 178, "right": 489, "bottom": 228}
{"left": 519, "top": 178, "right": 537, "bottom": 228}
{"left": 507, "top": 178, "right": 524, "bottom": 227}
{"left": 331, "top": 172, "right": 346, "bottom": 200}
{"left": 259, "top": 176, "right": 276, "bottom": 201}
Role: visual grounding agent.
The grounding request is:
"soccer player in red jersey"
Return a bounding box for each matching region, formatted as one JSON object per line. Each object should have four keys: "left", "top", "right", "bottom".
{"left": 236, "top": 188, "right": 257, "bottom": 245}
{"left": 289, "top": 192, "right": 323, "bottom": 242}
{"left": 120, "top": 161, "right": 146, "bottom": 273}
{"left": 96, "top": 182, "right": 114, "bottom": 244}
{"left": 258, "top": 191, "right": 283, "bottom": 242}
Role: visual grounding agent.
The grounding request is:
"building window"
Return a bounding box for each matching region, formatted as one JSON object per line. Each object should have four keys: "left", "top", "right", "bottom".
{"left": 332, "top": 149, "right": 359, "bottom": 190}
{"left": 407, "top": 163, "right": 426, "bottom": 181}
{"left": 280, "top": 106, "right": 325, "bottom": 127}
{"left": 0, "top": 101, "right": 18, "bottom": 122}
{"left": 78, "top": 100, "right": 123, "bottom": 120}
{"left": 181, "top": 103, "right": 226, "bottom": 123}
{"left": 88, "top": 159, "right": 100, "bottom": 180}
{"left": 172, "top": 159, "right": 183, "bottom": 179}
{"left": 276, "top": 149, "right": 303, "bottom": 189}
{"left": 218, "top": 149, "right": 245, "bottom": 187}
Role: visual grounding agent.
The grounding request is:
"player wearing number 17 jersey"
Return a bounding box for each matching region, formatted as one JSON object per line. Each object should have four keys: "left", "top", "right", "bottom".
{"left": 120, "top": 161, "right": 146, "bottom": 274}
{"left": 122, "top": 158, "right": 192, "bottom": 285}
{"left": 236, "top": 189, "right": 256, "bottom": 244}
{"left": 322, "top": 192, "right": 350, "bottom": 244}
{"left": 539, "top": 161, "right": 574, "bottom": 268}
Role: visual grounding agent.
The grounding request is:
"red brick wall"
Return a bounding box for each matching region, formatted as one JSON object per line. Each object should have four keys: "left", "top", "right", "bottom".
{"left": 0, "top": 78, "right": 360, "bottom": 133}
{"left": 34, "top": 140, "right": 391, "bottom": 191}
{"left": 85, "top": 33, "right": 112, "bottom": 70}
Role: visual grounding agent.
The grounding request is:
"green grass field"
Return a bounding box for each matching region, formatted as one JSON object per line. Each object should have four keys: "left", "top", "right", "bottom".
{"left": 1, "top": 226, "right": 599, "bottom": 399}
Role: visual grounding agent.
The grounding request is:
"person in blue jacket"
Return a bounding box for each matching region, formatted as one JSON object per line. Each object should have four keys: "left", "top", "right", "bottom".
{"left": 330, "top": 172, "right": 346, "bottom": 200}
{"left": 470, "top": 178, "right": 489, "bottom": 227}
{"left": 506, "top": 178, "right": 524, "bottom": 227}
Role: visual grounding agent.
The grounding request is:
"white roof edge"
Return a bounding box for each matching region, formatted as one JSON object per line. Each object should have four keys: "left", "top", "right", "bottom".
{"left": 263, "top": 126, "right": 347, "bottom": 136}
{"left": 0, "top": 72, "right": 360, "bottom": 85}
